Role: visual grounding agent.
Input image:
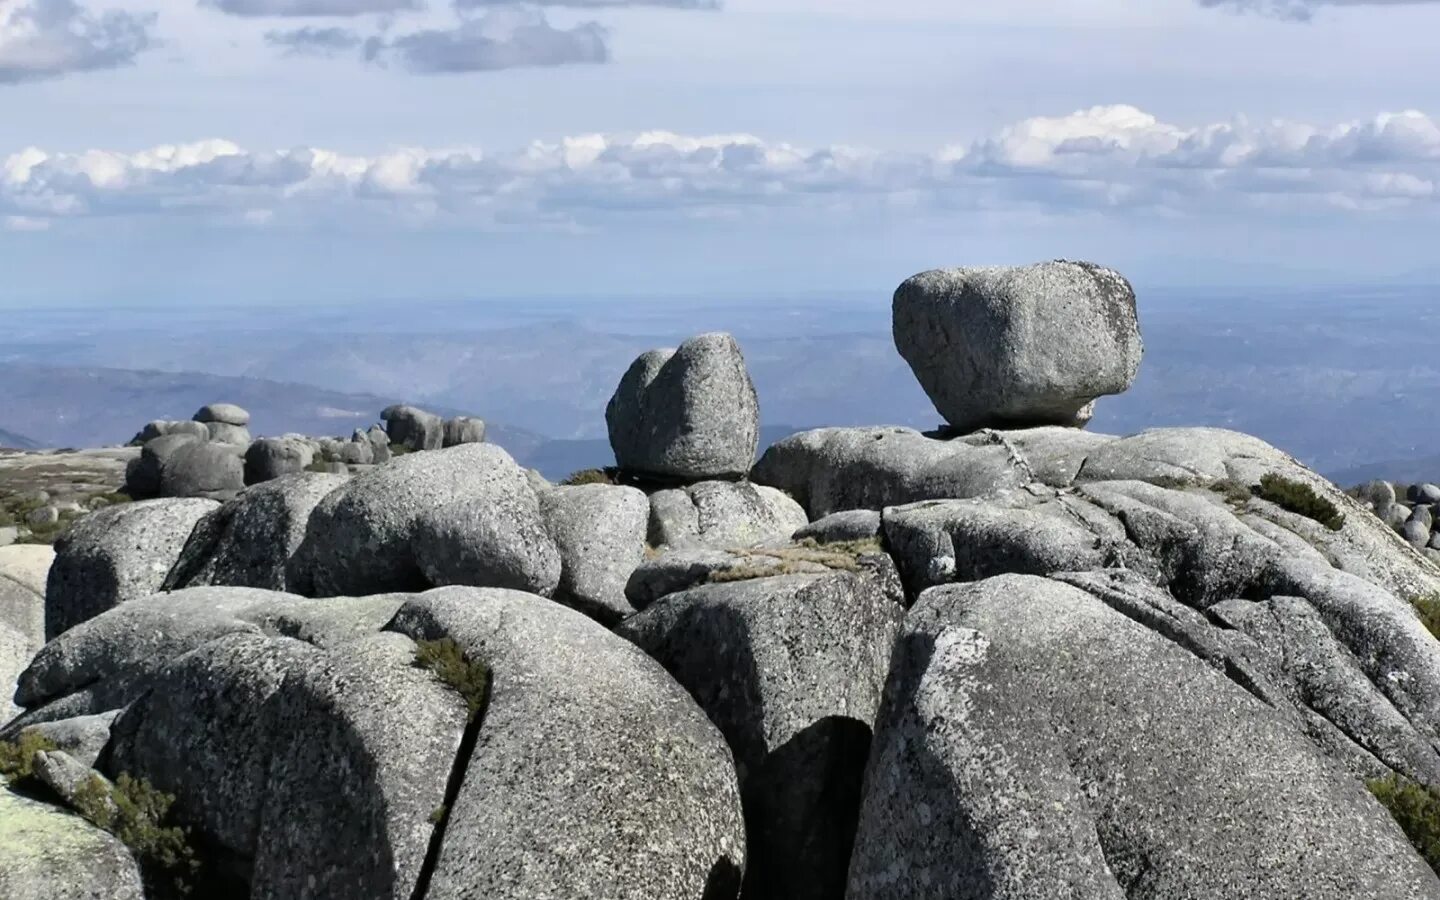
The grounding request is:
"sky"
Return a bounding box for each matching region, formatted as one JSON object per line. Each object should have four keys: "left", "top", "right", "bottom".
{"left": 2, "top": 0, "right": 1439, "bottom": 306}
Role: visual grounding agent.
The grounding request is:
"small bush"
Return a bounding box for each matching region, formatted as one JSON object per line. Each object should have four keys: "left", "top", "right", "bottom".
{"left": 414, "top": 638, "right": 490, "bottom": 723}
{"left": 74, "top": 773, "right": 198, "bottom": 892}
{"left": 388, "top": 442, "right": 414, "bottom": 457}
{"left": 561, "top": 468, "right": 616, "bottom": 487}
{"left": 86, "top": 491, "right": 133, "bottom": 509}
{"left": 429, "top": 804, "right": 447, "bottom": 825}
{"left": 1368, "top": 773, "right": 1440, "bottom": 874}
{"left": 305, "top": 460, "right": 334, "bottom": 473}
{"left": 1255, "top": 474, "right": 1345, "bottom": 531}
{"left": 0, "top": 731, "right": 59, "bottom": 784}
{"left": 1411, "top": 594, "right": 1440, "bottom": 640}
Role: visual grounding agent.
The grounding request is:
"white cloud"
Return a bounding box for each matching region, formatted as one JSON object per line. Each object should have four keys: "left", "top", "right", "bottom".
{"left": 264, "top": 26, "right": 365, "bottom": 56}
{"left": 0, "top": 0, "right": 154, "bottom": 83}
{"left": 366, "top": 8, "right": 608, "bottom": 73}
{"left": 1198, "top": 0, "right": 1440, "bottom": 21}
{"left": 3, "top": 106, "right": 1438, "bottom": 229}
{"left": 202, "top": 0, "right": 419, "bottom": 18}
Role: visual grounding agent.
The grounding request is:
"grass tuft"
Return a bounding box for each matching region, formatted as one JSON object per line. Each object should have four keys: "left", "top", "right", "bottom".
{"left": 414, "top": 637, "right": 491, "bottom": 723}
{"left": 561, "top": 468, "right": 616, "bottom": 487}
{"left": 1368, "top": 772, "right": 1440, "bottom": 875}
{"left": 0, "top": 732, "right": 59, "bottom": 785}
{"left": 1255, "top": 473, "right": 1346, "bottom": 531}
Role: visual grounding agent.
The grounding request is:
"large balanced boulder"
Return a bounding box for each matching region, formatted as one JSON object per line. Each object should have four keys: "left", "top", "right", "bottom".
{"left": 290, "top": 443, "right": 551, "bottom": 596}
{"left": 606, "top": 332, "right": 760, "bottom": 481}
{"left": 443, "top": 416, "right": 486, "bottom": 447}
{"left": 540, "top": 483, "right": 650, "bottom": 623}
{"left": 847, "top": 574, "right": 1440, "bottom": 899}
{"left": 45, "top": 498, "right": 216, "bottom": 639}
{"left": 381, "top": 405, "right": 444, "bottom": 452}
{"left": 194, "top": 403, "right": 250, "bottom": 427}
{"left": 124, "top": 432, "right": 202, "bottom": 498}
{"left": 619, "top": 572, "right": 902, "bottom": 900}
{"left": 893, "top": 261, "right": 1142, "bottom": 433}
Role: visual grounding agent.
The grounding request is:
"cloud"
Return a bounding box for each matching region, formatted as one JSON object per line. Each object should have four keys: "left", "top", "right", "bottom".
{"left": 365, "top": 8, "right": 607, "bottom": 73}
{"left": 0, "top": 0, "right": 154, "bottom": 83}
{"left": 3, "top": 107, "right": 1438, "bottom": 230}
{"left": 1197, "top": 0, "right": 1440, "bottom": 21}
{"left": 456, "top": 0, "right": 718, "bottom": 7}
{"left": 203, "top": 0, "right": 419, "bottom": 18}
{"left": 265, "top": 26, "right": 364, "bottom": 56}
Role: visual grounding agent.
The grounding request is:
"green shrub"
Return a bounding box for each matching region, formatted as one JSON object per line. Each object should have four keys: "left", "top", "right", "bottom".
{"left": 561, "top": 468, "right": 615, "bottom": 487}
{"left": 305, "top": 460, "right": 334, "bottom": 473}
{"left": 0, "top": 731, "right": 59, "bottom": 784}
{"left": 73, "top": 773, "right": 198, "bottom": 892}
{"left": 86, "top": 491, "right": 133, "bottom": 509}
{"left": 1368, "top": 773, "right": 1440, "bottom": 874}
{"left": 1411, "top": 593, "right": 1440, "bottom": 640}
{"left": 388, "top": 442, "right": 414, "bottom": 457}
{"left": 1255, "top": 474, "right": 1345, "bottom": 531}
{"left": 414, "top": 638, "right": 490, "bottom": 723}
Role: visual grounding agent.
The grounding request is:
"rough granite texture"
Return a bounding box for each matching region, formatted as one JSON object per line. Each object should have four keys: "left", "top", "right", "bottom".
{"left": 892, "top": 261, "right": 1142, "bottom": 432}
{"left": 648, "top": 481, "right": 809, "bottom": 550}
{"left": 606, "top": 332, "right": 761, "bottom": 481}
{"left": 0, "top": 789, "right": 146, "bottom": 900}
{"left": 244, "top": 438, "right": 314, "bottom": 485}
{"left": 540, "top": 483, "right": 650, "bottom": 623}
{"left": 45, "top": 498, "right": 217, "bottom": 639}
{"left": 160, "top": 440, "right": 246, "bottom": 499}
{"left": 619, "top": 572, "right": 902, "bottom": 900}
{"left": 381, "top": 405, "right": 444, "bottom": 452}
{"left": 412, "top": 487, "right": 562, "bottom": 598}
{"left": 387, "top": 587, "right": 747, "bottom": 900}
{"left": 442, "top": 416, "right": 487, "bottom": 447}
{"left": 848, "top": 575, "right": 1440, "bottom": 900}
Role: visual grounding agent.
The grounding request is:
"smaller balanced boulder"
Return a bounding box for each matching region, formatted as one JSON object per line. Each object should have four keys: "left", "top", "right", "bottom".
{"left": 893, "top": 260, "right": 1143, "bottom": 434}
{"left": 606, "top": 332, "right": 760, "bottom": 481}
{"left": 194, "top": 403, "right": 251, "bottom": 427}
{"left": 381, "top": 405, "right": 444, "bottom": 452}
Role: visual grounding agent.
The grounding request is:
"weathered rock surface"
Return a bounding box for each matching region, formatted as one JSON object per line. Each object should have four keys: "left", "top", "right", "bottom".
{"left": 540, "top": 483, "right": 649, "bottom": 623}
{"left": 648, "top": 481, "right": 808, "bottom": 550}
{"left": 381, "top": 404, "right": 443, "bottom": 452}
{"left": 848, "top": 575, "right": 1440, "bottom": 900}
{"left": 160, "top": 440, "right": 245, "bottom": 500}
{"left": 165, "top": 472, "right": 347, "bottom": 593}
{"left": 194, "top": 403, "right": 251, "bottom": 427}
{"left": 388, "top": 588, "right": 746, "bottom": 900}
{"left": 204, "top": 422, "right": 252, "bottom": 446}
{"left": 412, "top": 481, "right": 561, "bottom": 597}
{"left": 443, "top": 416, "right": 486, "bottom": 447}
{"left": 133, "top": 419, "right": 210, "bottom": 445}
{"left": 792, "top": 509, "right": 883, "bottom": 544}
{"left": 244, "top": 437, "right": 313, "bottom": 485}
{"left": 620, "top": 572, "right": 901, "bottom": 900}
{"left": 0, "top": 789, "right": 146, "bottom": 900}
{"left": 753, "top": 427, "right": 1029, "bottom": 518}
{"left": 0, "top": 544, "right": 51, "bottom": 646}
{"left": 15, "top": 710, "right": 119, "bottom": 767}
{"left": 893, "top": 261, "right": 1142, "bottom": 432}
{"left": 291, "top": 443, "right": 542, "bottom": 596}
{"left": 606, "top": 332, "right": 760, "bottom": 481}
{"left": 124, "top": 432, "right": 201, "bottom": 498}
{"left": 45, "top": 498, "right": 216, "bottom": 639}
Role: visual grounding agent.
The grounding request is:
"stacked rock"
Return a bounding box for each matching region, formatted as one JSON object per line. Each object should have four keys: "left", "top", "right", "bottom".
{"left": 1353, "top": 480, "right": 1440, "bottom": 562}
{"left": 124, "top": 403, "right": 254, "bottom": 501}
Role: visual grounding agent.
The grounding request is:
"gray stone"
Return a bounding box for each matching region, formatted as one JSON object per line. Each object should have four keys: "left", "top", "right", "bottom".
{"left": 387, "top": 587, "right": 746, "bottom": 900}
{"left": 125, "top": 432, "right": 203, "bottom": 498}
{"left": 165, "top": 473, "right": 347, "bottom": 593}
{"left": 1413, "top": 504, "right": 1436, "bottom": 532}
{"left": 109, "top": 628, "right": 466, "bottom": 899}
{"left": 133, "top": 419, "right": 210, "bottom": 444}
{"left": 540, "top": 483, "right": 649, "bottom": 623}
{"left": 291, "top": 443, "right": 549, "bottom": 596}
{"left": 443, "top": 416, "right": 487, "bottom": 447}
{"left": 619, "top": 572, "right": 901, "bottom": 900}
{"left": 1075, "top": 426, "right": 1293, "bottom": 486}
{"left": 892, "top": 261, "right": 1143, "bottom": 433}
{"left": 381, "top": 404, "right": 444, "bottom": 452}
{"left": 648, "top": 481, "right": 808, "bottom": 550}
{"left": 160, "top": 440, "right": 245, "bottom": 500}
{"left": 194, "top": 402, "right": 251, "bottom": 426}
{"left": 244, "top": 437, "right": 313, "bottom": 485}
{"left": 958, "top": 425, "right": 1118, "bottom": 487}
{"left": 1431, "top": 532, "right": 1440, "bottom": 551}
{"left": 753, "top": 426, "right": 1029, "bottom": 519}
{"left": 0, "top": 789, "right": 146, "bottom": 900}
{"left": 1, "top": 623, "right": 32, "bottom": 723}
{"left": 1359, "top": 479, "right": 1398, "bottom": 512}
{"left": 0, "top": 527, "right": 16, "bottom": 547}
{"left": 1386, "top": 503, "right": 1413, "bottom": 531}
{"left": 32, "top": 749, "right": 108, "bottom": 814}
{"left": 847, "top": 575, "right": 1440, "bottom": 900}
{"left": 337, "top": 438, "right": 374, "bottom": 466}
{"left": 0, "top": 545, "right": 50, "bottom": 644}
{"left": 793, "top": 509, "right": 882, "bottom": 544}
{"left": 1412, "top": 483, "right": 1440, "bottom": 504}
{"left": 23, "top": 505, "right": 56, "bottom": 529}
{"left": 413, "top": 490, "right": 561, "bottom": 598}
{"left": 1404, "top": 518, "right": 1430, "bottom": 547}
{"left": 15, "top": 711, "right": 119, "bottom": 767}
{"left": 606, "top": 332, "right": 760, "bottom": 481}
{"left": 205, "top": 421, "right": 253, "bottom": 446}
{"left": 45, "top": 498, "right": 217, "bottom": 639}
{"left": 366, "top": 425, "right": 392, "bottom": 464}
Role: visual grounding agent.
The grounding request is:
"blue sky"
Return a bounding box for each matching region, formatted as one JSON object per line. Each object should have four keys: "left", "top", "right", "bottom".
{"left": 2, "top": 0, "right": 1439, "bottom": 305}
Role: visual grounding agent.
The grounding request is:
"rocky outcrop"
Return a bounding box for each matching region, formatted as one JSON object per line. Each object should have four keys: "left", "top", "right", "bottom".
{"left": 619, "top": 572, "right": 901, "bottom": 900}
{"left": 159, "top": 440, "right": 245, "bottom": 500}
{"left": 0, "top": 789, "right": 146, "bottom": 900}
{"left": 442, "top": 416, "right": 486, "bottom": 447}
{"left": 194, "top": 403, "right": 250, "bottom": 427}
{"left": 606, "top": 332, "right": 760, "bottom": 481}
{"left": 381, "top": 404, "right": 444, "bottom": 452}
{"left": 893, "top": 261, "right": 1142, "bottom": 432}
{"left": 0, "top": 545, "right": 53, "bottom": 722}
{"left": 45, "top": 498, "right": 216, "bottom": 639}
{"left": 539, "top": 483, "right": 649, "bottom": 623}
{"left": 244, "top": 437, "right": 313, "bottom": 484}
{"left": 848, "top": 575, "right": 1440, "bottom": 899}
{"left": 648, "top": 481, "right": 808, "bottom": 550}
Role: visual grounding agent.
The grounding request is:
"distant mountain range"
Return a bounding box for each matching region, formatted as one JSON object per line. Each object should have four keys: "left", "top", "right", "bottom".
{"left": 0, "top": 427, "right": 38, "bottom": 450}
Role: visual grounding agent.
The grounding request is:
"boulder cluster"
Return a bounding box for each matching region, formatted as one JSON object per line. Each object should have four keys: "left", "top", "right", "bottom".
{"left": 5, "top": 260, "right": 1440, "bottom": 899}
{"left": 124, "top": 403, "right": 488, "bottom": 503}
{"left": 1356, "top": 480, "right": 1440, "bottom": 562}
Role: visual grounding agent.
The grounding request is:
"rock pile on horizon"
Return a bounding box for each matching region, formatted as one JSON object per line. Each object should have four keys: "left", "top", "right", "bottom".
{"left": 5, "top": 259, "right": 1440, "bottom": 899}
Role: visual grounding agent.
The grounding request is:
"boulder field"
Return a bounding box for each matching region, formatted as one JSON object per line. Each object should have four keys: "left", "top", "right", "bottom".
{"left": 4, "top": 260, "right": 1440, "bottom": 899}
